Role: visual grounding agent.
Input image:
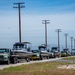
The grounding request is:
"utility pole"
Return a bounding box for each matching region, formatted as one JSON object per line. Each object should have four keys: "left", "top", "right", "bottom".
{"left": 55, "top": 29, "right": 61, "bottom": 52}
{"left": 42, "top": 20, "right": 50, "bottom": 48}
{"left": 65, "top": 33, "right": 68, "bottom": 49}
{"left": 13, "top": 2, "right": 25, "bottom": 42}
{"left": 70, "top": 37, "right": 73, "bottom": 53}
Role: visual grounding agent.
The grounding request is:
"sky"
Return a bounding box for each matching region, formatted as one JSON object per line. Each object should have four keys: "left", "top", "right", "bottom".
{"left": 0, "top": 0, "right": 75, "bottom": 50}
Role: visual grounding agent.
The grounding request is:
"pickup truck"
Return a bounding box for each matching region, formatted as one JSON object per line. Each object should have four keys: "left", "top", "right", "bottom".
{"left": 31, "top": 50, "right": 40, "bottom": 60}
{"left": 0, "top": 48, "right": 18, "bottom": 64}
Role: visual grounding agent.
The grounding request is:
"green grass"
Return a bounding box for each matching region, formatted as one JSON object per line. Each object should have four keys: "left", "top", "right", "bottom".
{"left": 0, "top": 61, "right": 75, "bottom": 75}
{"left": 62, "top": 56, "right": 75, "bottom": 60}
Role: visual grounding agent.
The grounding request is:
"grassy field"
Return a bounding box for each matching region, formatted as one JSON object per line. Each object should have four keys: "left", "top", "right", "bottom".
{"left": 0, "top": 61, "right": 75, "bottom": 75}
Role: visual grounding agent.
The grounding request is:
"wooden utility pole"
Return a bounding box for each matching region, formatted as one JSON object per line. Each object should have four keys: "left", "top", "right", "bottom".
{"left": 55, "top": 29, "right": 61, "bottom": 52}
{"left": 13, "top": 2, "right": 25, "bottom": 42}
{"left": 70, "top": 37, "right": 73, "bottom": 53}
{"left": 65, "top": 33, "right": 68, "bottom": 49}
{"left": 42, "top": 20, "right": 50, "bottom": 48}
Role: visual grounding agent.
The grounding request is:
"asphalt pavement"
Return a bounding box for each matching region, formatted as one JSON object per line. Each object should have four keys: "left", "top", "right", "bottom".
{"left": 0, "top": 58, "right": 61, "bottom": 70}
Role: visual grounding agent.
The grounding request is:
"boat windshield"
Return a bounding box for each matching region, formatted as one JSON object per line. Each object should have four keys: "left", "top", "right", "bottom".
{"left": 14, "top": 44, "right": 24, "bottom": 50}
{"left": 51, "top": 49, "right": 59, "bottom": 53}
{"left": 50, "top": 50, "right": 53, "bottom": 53}
{"left": 0, "top": 49, "right": 8, "bottom": 53}
{"left": 40, "top": 48, "right": 46, "bottom": 51}
{"left": 61, "top": 51, "right": 66, "bottom": 53}
{"left": 32, "top": 50, "right": 39, "bottom": 53}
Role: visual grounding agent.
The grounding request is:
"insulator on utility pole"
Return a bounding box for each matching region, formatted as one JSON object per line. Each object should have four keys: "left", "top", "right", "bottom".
{"left": 55, "top": 29, "right": 62, "bottom": 52}
{"left": 42, "top": 20, "right": 50, "bottom": 49}
{"left": 64, "top": 33, "right": 68, "bottom": 49}
{"left": 13, "top": 2, "right": 25, "bottom": 43}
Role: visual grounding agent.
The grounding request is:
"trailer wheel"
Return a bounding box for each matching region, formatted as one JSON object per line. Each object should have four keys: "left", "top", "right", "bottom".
{"left": 39, "top": 55, "right": 43, "bottom": 60}
{"left": 26, "top": 57, "right": 30, "bottom": 62}
{"left": 6, "top": 58, "right": 10, "bottom": 65}
{"left": 11, "top": 57, "right": 18, "bottom": 64}
{"left": 13, "top": 57, "right": 18, "bottom": 64}
{"left": 46, "top": 56, "right": 49, "bottom": 59}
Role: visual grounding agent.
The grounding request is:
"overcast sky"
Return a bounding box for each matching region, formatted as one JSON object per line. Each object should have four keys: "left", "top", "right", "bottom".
{"left": 0, "top": 0, "right": 75, "bottom": 49}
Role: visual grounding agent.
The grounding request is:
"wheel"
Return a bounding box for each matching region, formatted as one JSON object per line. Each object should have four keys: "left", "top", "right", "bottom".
{"left": 26, "top": 58, "right": 30, "bottom": 62}
{"left": 13, "top": 57, "right": 18, "bottom": 64}
{"left": 6, "top": 58, "right": 10, "bottom": 65}
{"left": 11, "top": 57, "right": 18, "bottom": 64}
{"left": 46, "top": 56, "right": 49, "bottom": 59}
{"left": 39, "top": 55, "right": 43, "bottom": 60}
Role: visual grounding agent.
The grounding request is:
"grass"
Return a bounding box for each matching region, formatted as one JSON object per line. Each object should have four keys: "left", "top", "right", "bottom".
{"left": 62, "top": 56, "right": 75, "bottom": 60}
{"left": 0, "top": 61, "right": 75, "bottom": 75}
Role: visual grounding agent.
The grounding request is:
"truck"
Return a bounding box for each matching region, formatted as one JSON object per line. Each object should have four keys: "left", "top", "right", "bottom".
{"left": 51, "top": 47, "right": 61, "bottom": 58}
{"left": 61, "top": 48, "right": 71, "bottom": 57}
{"left": 0, "top": 48, "right": 18, "bottom": 64}
{"left": 38, "top": 44, "right": 49, "bottom": 60}
{"left": 12, "top": 42, "right": 33, "bottom": 62}
{"left": 31, "top": 50, "right": 40, "bottom": 60}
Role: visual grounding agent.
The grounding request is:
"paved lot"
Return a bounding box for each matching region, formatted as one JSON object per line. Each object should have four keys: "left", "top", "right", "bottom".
{"left": 0, "top": 58, "right": 61, "bottom": 70}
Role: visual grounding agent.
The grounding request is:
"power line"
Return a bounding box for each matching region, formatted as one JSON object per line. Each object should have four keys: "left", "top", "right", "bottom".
{"left": 13, "top": 2, "right": 25, "bottom": 43}
{"left": 42, "top": 20, "right": 50, "bottom": 48}
{"left": 55, "top": 29, "right": 61, "bottom": 52}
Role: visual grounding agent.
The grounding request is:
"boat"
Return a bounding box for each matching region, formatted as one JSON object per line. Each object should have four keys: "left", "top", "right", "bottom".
{"left": 12, "top": 42, "right": 33, "bottom": 62}
{"left": 38, "top": 44, "right": 49, "bottom": 60}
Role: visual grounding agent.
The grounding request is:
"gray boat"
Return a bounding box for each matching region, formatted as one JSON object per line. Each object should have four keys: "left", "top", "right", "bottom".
{"left": 12, "top": 42, "right": 33, "bottom": 62}
{"left": 38, "top": 44, "right": 50, "bottom": 60}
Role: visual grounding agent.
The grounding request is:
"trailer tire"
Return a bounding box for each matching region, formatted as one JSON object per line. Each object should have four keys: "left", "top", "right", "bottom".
{"left": 6, "top": 58, "right": 10, "bottom": 65}
{"left": 13, "top": 57, "right": 18, "bottom": 64}
{"left": 46, "top": 56, "right": 49, "bottom": 59}
{"left": 39, "top": 56, "right": 43, "bottom": 60}
{"left": 26, "top": 58, "right": 30, "bottom": 62}
{"left": 11, "top": 57, "right": 18, "bottom": 64}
